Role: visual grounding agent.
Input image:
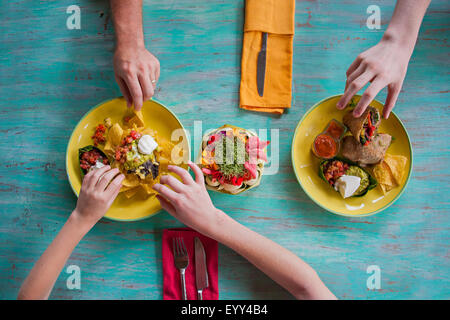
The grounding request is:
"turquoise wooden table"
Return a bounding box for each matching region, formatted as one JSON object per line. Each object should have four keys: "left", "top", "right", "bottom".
{"left": 0, "top": 0, "right": 449, "bottom": 299}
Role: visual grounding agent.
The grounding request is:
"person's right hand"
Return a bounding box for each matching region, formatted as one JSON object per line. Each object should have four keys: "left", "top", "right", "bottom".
{"left": 113, "top": 45, "right": 160, "bottom": 111}
{"left": 153, "top": 161, "right": 225, "bottom": 237}
{"left": 336, "top": 34, "right": 413, "bottom": 119}
{"left": 73, "top": 165, "right": 125, "bottom": 228}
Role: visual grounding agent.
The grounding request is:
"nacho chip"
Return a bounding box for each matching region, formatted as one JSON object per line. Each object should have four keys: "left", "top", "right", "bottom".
{"left": 128, "top": 110, "right": 145, "bottom": 128}
{"left": 103, "top": 140, "right": 114, "bottom": 156}
{"left": 141, "top": 183, "right": 157, "bottom": 195}
{"left": 373, "top": 161, "right": 396, "bottom": 194}
{"left": 108, "top": 123, "right": 124, "bottom": 146}
{"left": 384, "top": 154, "right": 407, "bottom": 185}
{"left": 123, "top": 186, "right": 140, "bottom": 199}
{"left": 122, "top": 173, "right": 140, "bottom": 188}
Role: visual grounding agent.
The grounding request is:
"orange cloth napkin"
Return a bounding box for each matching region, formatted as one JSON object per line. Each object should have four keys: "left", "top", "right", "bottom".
{"left": 240, "top": 0, "right": 295, "bottom": 114}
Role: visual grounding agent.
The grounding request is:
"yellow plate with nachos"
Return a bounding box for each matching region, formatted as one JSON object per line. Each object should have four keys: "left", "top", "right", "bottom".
{"left": 66, "top": 97, "right": 190, "bottom": 221}
{"left": 291, "top": 94, "right": 412, "bottom": 217}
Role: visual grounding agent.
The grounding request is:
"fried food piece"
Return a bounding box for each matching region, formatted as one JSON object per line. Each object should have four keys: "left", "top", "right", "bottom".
{"left": 384, "top": 154, "right": 407, "bottom": 185}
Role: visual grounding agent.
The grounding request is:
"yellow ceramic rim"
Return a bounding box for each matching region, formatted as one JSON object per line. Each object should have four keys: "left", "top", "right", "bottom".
{"left": 291, "top": 94, "right": 413, "bottom": 218}
{"left": 65, "top": 97, "right": 191, "bottom": 222}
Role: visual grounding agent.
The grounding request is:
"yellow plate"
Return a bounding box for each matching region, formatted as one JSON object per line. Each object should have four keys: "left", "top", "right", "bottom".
{"left": 66, "top": 97, "right": 190, "bottom": 221}
{"left": 291, "top": 94, "right": 412, "bottom": 217}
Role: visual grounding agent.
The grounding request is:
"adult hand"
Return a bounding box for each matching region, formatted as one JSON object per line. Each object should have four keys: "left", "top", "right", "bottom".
{"left": 73, "top": 165, "right": 125, "bottom": 227}
{"left": 113, "top": 45, "right": 160, "bottom": 111}
{"left": 336, "top": 35, "right": 413, "bottom": 119}
{"left": 153, "top": 161, "right": 225, "bottom": 237}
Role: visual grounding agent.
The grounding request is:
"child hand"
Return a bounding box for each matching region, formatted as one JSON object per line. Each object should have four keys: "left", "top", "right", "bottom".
{"left": 336, "top": 35, "right": 413, "bottom": 119}
{"left": 73, "top": 165, "right": 125, "bottom": 227}
{"left": 153, "top": 161, "right": 225, "bottom": 237}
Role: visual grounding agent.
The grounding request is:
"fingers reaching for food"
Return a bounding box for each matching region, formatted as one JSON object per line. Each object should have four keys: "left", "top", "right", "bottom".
{"left": 75, "top": 166, "right": 125, "bottom": 226}
{"left": 154, "top": 161, "right": 223, "bottom": 237}
{"left": 113, "top": 46, "right": 160, "bottom": 111}
{"left": 336, "top": 37, "right": 412, "bottom": 119}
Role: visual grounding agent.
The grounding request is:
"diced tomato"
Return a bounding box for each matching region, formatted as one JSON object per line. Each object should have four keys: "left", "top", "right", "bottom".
{"left": 130, "top": 130, "right": 141, "bottom": 140}
{"left": 323, "top": 160, "right": 349, "bottom": 186}
{"left": 92, "top": 124, "right": 107, "bottom": 146}
{"left": 80, "top": 149, "right": 109, "bottom": 171}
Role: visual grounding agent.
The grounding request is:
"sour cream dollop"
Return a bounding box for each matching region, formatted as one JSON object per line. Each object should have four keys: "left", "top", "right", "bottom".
{"left": 334, "top": 175, "right": 361, "bottom": 198}
{"left": 138, "top": 135, "right": 158, "bottom": 155}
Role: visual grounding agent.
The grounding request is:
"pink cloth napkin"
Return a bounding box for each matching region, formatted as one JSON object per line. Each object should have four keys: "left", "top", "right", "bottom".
{"left": 162, "top": 228, "right": 219, "bottom": 300}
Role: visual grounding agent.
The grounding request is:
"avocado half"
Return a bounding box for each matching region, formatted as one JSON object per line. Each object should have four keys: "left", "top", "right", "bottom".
{"left": 78, "top": 145, "right": 110, "bottom": 177}
{"left": 318, "top": 157, "right": 378, "bottom": 197}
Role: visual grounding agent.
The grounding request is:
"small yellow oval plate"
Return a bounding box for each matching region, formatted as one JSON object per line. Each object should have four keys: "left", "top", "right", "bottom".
{"left": 291, "top": 94, "right": 412, "bottom": 217}
{"left": 66, "top": 97, "right": 190, "bottom": 221}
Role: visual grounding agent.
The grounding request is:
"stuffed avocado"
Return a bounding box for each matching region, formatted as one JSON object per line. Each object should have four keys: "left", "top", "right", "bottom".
{"left": 319, "top": 157, "right": 377, "bottom": 198}
{"left": 79, "top": 145, "right": 110, "bottom": 176}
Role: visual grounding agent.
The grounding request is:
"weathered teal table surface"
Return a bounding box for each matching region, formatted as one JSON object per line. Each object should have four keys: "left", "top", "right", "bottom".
{"left": 0, "top": 0, "right": 449, "bottom": 299}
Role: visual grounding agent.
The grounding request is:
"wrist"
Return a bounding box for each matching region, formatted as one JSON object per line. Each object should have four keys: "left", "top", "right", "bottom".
{"left": 116, "top": 36, "right": 145, "bottom": 52}
{"left": 382, "top": 27, "right": 416, "bottom": 52}
{"left": 206, "top": 209, "right": 235, "bottom": 241}
{"left": 69, "top": 210, "right": 96, "bottom": 234}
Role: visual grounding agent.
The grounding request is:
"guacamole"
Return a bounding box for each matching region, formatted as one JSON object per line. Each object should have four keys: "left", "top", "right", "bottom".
{"left": 124, "top": 140, "right": 155, "bottom": 171}
{"left": 346, "top": 165, "right": 369, "bottom": 196}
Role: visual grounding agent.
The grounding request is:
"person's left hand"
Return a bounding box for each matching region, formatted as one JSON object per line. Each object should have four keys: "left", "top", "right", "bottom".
{"left": 73, "top": 165, "right": 125, "bottom": 228}
{"left": 336, "top": 35, "right": 413, "bottom": 119}
{"left": 153, "top": 161, "right": 225, "bottom": 238}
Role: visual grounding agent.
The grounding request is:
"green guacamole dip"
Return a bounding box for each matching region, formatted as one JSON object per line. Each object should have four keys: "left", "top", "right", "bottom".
{"left": 124, "top": 140, "right": 155, "bottom": 171}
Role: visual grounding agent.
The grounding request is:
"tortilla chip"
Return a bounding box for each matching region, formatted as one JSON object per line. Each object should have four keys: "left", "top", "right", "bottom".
{"left": 128, "top": 110, "right": 145, "bottom": 128}
{"left": 108, "top": 123, "right": 124, "bottom": 146}
{"left": 384, "top": 154, "right": 407, "bottom": 185}
{"left": 122, "top": 173, "right": 140, "bottom": 188}
{"left": 141, "top": 183, "right": 157, "bottom": 195}
{"left": 141, "top": 127, "right": 157, "bottom": 136}
{"left": 103, "top": 140, "right": 114, "bottom": 156}
{"left": 123, "top": 186, "right": 139, "bottom": 198}
{"left": 373, "top": 161, "right": 396, "bottom": 194}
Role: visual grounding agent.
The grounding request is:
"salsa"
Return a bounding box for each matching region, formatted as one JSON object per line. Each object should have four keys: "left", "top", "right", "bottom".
{"left": 313, "top": 133, "right": 338, "bottom": 159}
{"left": 80, "top": 149, "right": 109, "bottom": 171}
{"left": 326, "top": 119, "right": 345, "bottom": 140}
{"left": 323, "top": 160, "right": 349, "bottom": 186}
{"left": 114, "top": 130, "right": 142, "bottom": 164}
{"left": 92, "top": 124, "right": 107, "bottom": 146}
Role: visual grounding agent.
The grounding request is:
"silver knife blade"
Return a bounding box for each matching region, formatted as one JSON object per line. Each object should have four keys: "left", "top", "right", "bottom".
{"left": 195, "top": 237, "right": 209, "bottom": 295}
{"left": 256, "top": 32, "right": 268, "bottom": 97}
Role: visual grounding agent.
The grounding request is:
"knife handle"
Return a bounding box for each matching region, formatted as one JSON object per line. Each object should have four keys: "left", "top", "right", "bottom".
{"left": 261, "top": 32, "right": 268, "bottom": 50}
{"left": 197, "top": 290, "right": 203, "bottom": 300}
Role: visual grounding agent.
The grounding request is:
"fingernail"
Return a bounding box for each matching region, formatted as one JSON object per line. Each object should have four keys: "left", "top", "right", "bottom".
{"left": 336, "top": 102, "right": 342, "bottom": 109}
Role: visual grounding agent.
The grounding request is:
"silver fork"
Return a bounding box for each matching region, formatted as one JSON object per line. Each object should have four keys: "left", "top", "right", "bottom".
{"left": 173, "top": 237, "right": 189, "bottom": 300}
